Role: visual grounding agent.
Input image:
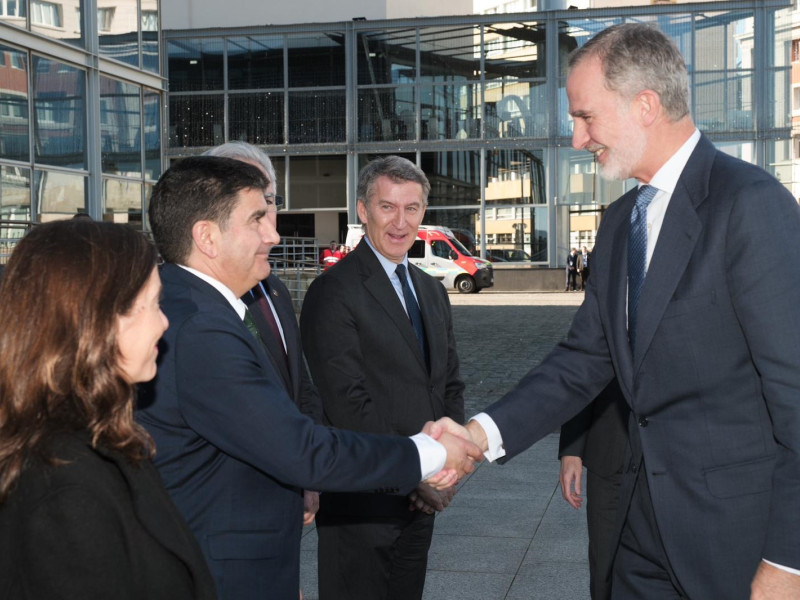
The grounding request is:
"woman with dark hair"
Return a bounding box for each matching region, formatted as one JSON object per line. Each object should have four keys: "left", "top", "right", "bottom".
{"left": 0, "top": 220, "right": 216, "bottom": 599}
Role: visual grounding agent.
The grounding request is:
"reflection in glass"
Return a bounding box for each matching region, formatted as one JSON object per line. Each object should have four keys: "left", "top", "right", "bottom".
{"left": 288, "top": 156, "right": 346, "bottom": 209}
{"left": 692, "top": 11, "right": 751, "bottom": 72}
{"left": 557, "top": 147, "right": 626, "bottom": 207}
{"left": 419, "top": 83, "right": 480, "bottom": 140}
{"left": 764, "top": 139, "right": 792, "bottom": 187}
{"left": 358, "top": 87, "right": 415, "bottom": 142}
{"left": 169, "top": 94, "right": 224, "bottom": 147}
{"left": 0, "top": 165, "right": 31, "bottom": 222}
{"left": 100, "top": 76, "right": 141, "bottom": 176}
{"left": 0, "top": 0, "right": 26, "bottom": 29}
{"left": 420, "top": 151, "right": 480, "bottom": 208}
{"left": 36, "top": 169, "right": 86, "bottom": 219}
{"left": 30, "top": 0, "right": 83, "bottom": 48}
{"left": 228, "top": 35, "right": 283, "bottom": 90}
{"left": 229, "top": 92, "right": 283, "bottom": 145}
{"left": 288, "top": 90, "right": 345, "bottom": 143}
{"left": 287, "top": 33, "right": 345, "bottom": 87}
{"left": 103, "top": 177, "right": 142, "bottom": 227}
{"left": 0, "top": 45, "right": 29, "bottom": 162}
{"left": 418, "top": 25, "right": 480, "bottom": 82}
{"left": 99, "top": 0, "right": 138, "bottom": 67}
{"left": 694, "top": 70, "right": 752, "bottom": 132}
{"left": 168, "top": 38, "right": 225, "bottom": 92}
{"left": 33, "top": 57, "right": 85, "bottom": 169}
{"left": 142, "top": 0, "right": 159, "bottom": 73}
{"left": 143, "top": 90, "right": 160, "bottom": 180}
{"left": 485, "top": 80, "right": 546, "bottom": 139}
{"left": 484, "top": 22, "right": 547, "bottom": 80}
{"left": 481, "top": 205, "right": 548, "bottom": 262}
{"left": 357, "top": 30, "right": 416, "bottom": 86}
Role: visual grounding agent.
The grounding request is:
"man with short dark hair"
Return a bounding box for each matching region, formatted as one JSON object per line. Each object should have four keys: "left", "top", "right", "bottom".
{"left": 301, "top": 156, "right": 465, "bottom": 600}
{"left": 136, "top": 156, "right": 481, "bottom": 600}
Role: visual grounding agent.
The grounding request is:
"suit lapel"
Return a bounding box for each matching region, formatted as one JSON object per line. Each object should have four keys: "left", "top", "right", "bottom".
{"left": 631, "top": 136, "right": 712, "bottom": 372}
{"left": 356, "top": 244, "right": 428, "bottom": 371}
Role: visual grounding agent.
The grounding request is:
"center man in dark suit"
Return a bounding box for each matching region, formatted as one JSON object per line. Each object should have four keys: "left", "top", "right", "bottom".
{"left": 300, "top": 156, "right": 466, "bottom": 600}
{"left": 136, "top": 156, "right": 481, "bottom": 600}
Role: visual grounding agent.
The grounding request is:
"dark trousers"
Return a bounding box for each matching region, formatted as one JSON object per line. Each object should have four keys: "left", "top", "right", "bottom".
{"left": 566, "top": 269, "right": 578, "bottom": 290}
{"left": 580, "top": 268, "right": 590, "bottom": 290}
{"left": 612, "top": 469, "right": 687, "bottom": 599}
{"left": 586, "top": 467, "right": 622, "bottom": 600}
{"left": 317, "top": 510, "right": 435, "bottom": 600}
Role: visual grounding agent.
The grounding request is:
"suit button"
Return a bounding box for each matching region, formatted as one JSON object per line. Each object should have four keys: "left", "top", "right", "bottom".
{"left": 638, "top": 417, "right": 648, "bottom": 427}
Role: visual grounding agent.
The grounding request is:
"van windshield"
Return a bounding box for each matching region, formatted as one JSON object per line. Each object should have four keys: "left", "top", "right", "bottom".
{"left": 447, "top": 236, "right": 472, "bottom": 257}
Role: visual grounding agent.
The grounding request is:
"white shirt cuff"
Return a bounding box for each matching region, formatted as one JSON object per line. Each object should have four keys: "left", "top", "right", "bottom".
{"left": 470, "top": 412, "right": 506, "bottom": 462}
{"left": 763, "top": 559, "right": 800, "bottom": 576}
{"left": 410, "top": 433, "right": 446, "bottom": 480}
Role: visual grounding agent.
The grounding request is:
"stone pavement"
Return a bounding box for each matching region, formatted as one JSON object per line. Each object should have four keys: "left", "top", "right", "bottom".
{"left": 300, "top": 291, "right": 592, "bottom": 600}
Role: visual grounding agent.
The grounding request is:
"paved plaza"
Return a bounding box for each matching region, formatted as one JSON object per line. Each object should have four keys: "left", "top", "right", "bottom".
{"left": 300, "top": 291, "right": 592, "bottom": 600}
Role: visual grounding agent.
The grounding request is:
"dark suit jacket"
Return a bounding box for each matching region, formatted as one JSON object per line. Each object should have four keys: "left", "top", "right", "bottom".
{"left": 136, "top": 263, "right": 421, "bottom": 600}
{"left": 558, "top": 378, "right": 628, "bottom": 477}
{"left": 248, "top": 274, "right": 322, "bottom": 423}
{"left": 483, "top": 134, "right": 800, "bottom": 599}
{"left": 300, "top": 241, "right": 465, "bottom": 516}
{"left": 0, "top": 432, "right": 216, "bottom": 600}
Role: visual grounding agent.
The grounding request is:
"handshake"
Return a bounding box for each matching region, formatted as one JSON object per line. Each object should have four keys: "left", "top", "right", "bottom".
{"left": 421, "top": 417, "right": 489, "bottom": 490}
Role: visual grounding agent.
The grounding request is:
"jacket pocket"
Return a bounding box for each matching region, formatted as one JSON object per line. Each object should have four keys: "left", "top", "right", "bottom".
{"left": 704, "top": 455, "right": 774, "bottom": 499}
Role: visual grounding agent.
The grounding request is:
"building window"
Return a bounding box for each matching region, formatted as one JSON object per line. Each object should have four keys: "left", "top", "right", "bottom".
{"left": 142, "top": 10, "right": 158, "bottom": 32}
{"left": 98, "top": 7, "right": 114, "bottom": 32}
{"left": 31, "top": 0, "right": 62, "bottom": 28}
{"left": 792, "top": 40, "right": 800, "bottom": 63}
{"left": 0, "top": 0, "right": 25, "bottom": 17}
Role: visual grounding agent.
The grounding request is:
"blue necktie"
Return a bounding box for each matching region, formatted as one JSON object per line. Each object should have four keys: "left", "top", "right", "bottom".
{"left": 628, "top": 185, "right": 657, "bottom": 351}
{"left": 395, "top": 264, "right": 427, "bottom": 361}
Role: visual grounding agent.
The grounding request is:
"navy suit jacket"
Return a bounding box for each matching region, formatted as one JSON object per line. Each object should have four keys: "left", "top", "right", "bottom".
{"left": 300, "top": 241, "right": 464, "bottom": 516}
{"left": 483, "top": 134, "right": 800, "bottom": 599}
{"left": 136, "top": 263, "right": 421, "bottom": 600}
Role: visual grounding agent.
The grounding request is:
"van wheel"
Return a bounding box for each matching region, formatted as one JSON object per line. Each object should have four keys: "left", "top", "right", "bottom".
{"left": 456, "top": 275, "right": 476, "bottom": 294}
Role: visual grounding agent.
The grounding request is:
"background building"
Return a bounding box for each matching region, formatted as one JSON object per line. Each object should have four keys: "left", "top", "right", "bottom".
{"left": 162, "top": 0, "right": 793, "bottom": 274}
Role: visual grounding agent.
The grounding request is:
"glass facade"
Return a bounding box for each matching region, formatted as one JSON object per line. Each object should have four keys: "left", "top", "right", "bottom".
{"left": 164, "top": 1, "right": 793, "bottom": 267}
{"left": 0, "top": 0, "right": 162, "bottom": 230}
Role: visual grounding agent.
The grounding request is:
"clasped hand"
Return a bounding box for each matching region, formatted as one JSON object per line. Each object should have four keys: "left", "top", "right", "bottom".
{"left": 421, "top": 417, "right": 484, "bottom": 490}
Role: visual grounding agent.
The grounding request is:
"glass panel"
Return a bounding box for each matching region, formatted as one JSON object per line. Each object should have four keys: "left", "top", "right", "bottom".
{"left": 36, "top": 169, "right": 86, "bottom": 219}
{"left": 31, "top": 0, "right": 83, "bottom": 48}
{"left": 33, "top": 56, "right": 85, "bottom": 169}
{"left": 357, "top": 29, "right": 416, "bottom": 86}
{"left": 694, "top": 70, "right": 753, "bottom": 132}
{"left": 419, "top": 83, "right": 480, "bottom": 140}
{"left": 229, "top": 92, "right": 283, "bottom": 145}
{"left": 767, "top": 8, "right": 792, "bottom": 130}
{"left": 288, "top": 90, "right": 345, "bottom": 143}
{"left": 99, "top": 0, "right": 138, "bottom": 67}
{"left": 419, "top": 24, "right": 480, "bottom": 82}
{"left": 0, "top": 0, "right": 27, "bottom": 29}
{"left": 168, "top": 38, "right": 225, "bottom": 92}
{"left": 485, "top": 80, "right": 546, "bottom": 139}
{"left": 484, "top": 22, "right": 546, "bottom": 80}
{"left": 142, "top": 0, "right": 159, "bottom": 73}
{"left": 168, "top": 94, "right": 224, "bottom": 147}
{"left": 423, "top": 208, "right": 479, "bottom": 255}
{"left": 357, "top": 86, "right": 415, "bottom": 142}
{"left": 693, "top": 11, "right": 753, "bottom": 72}
{"left": 764, "top": 139, "right": 792, "bottom": 191}
{"left": 0, "top": 45, "right": 29, "bottom": 162}
{"left": 556, "top": 147, "right": 628, "bottom": 207}
{"left": 487, "top": 149, "right": 545, "bottom": 205}
{"left": 420, "top": 150, "right": 480, "bottom": 207}
{"left": 228, "top": 35, "right": 283, "bottom": 90}
{"left": 288, "top": 156, "right": 346, "bottom": 209}
{"left": 144, "top": 182, "right": 152, "bottom": 230}
{"left": 479, "top": 205, "right": 547, "bottom": 263}
{"left": 0, "top": 165, "right": 31, "bottom": 221}
{"left": 100, "top": 76, "right": 141, "bottom": 176}
{"left": 143, "top": 90, "right": 160, "bottom": 179}
{"left": 287, "top": 33, "right": 345, "bottom": 87}
{"left": 103, "top": 177, "right": 142, "bottom": 227}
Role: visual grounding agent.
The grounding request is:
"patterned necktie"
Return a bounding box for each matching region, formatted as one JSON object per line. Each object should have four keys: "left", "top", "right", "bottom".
{"left": 243, "top": 308, "right": 262, "bottom": 341}
{"left": 395, "top": 264, "right": 427, "bottom": 361}
{"left": 627, "top": 184, "right": 657, "bottom": 351}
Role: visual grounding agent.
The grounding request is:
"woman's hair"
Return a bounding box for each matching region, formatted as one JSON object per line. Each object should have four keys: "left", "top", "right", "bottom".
{"left": 0, "top": 220, "right": 158, "bottom": 502}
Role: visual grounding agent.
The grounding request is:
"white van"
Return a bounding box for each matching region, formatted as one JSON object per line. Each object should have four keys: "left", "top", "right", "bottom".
{"left": 345, "top": 224, "right": 493, "bottom": 293}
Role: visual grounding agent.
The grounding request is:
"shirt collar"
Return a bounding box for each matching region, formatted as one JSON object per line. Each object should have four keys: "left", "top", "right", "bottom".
{"left": 646, "top": 128, "right": 701, "bottom": 194}
{"left": 363, "top": 235, "right": 409, "bottom": 279}
{"left": 177, "top": 264, "right": 248, "bottom": 319}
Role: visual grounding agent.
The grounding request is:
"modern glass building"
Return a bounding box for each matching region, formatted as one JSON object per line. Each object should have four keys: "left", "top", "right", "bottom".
{"left": 0, "top": 0, "right": 162, "bottom": 235}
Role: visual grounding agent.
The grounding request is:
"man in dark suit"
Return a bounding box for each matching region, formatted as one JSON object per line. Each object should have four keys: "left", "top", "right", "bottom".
{"left": 300, "top": 156, "right": 465, "bottom": 600}
{"left": 565, "top": 248, "right": 579, "bottom": 291}
{"left": 559, "top": 379, "right": 628, "bottom": 600}
{"left": 204, "top": 141, "right": 323, "bottom": 526}
{"left": 435, "top": 23, "right": 800, "bottom": 599}
{"left": 136, "top": 156, "right": 481, "bottom": 600}
{"left": 578, "top": 246, "right": 591, "bottom": 290}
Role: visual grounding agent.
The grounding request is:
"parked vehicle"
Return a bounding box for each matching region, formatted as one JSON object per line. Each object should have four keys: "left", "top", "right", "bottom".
{"left": 345, "top": 224, "right": 493, "bottom": 293}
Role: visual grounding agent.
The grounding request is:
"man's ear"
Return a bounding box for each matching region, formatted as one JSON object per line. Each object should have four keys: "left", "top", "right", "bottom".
{"left": 192, "top": 220, "right": 219, "bottom": 259}
{"left": 636, "top": 89, "right": 661, "bottom": 127}
{"left": 356, "top": 200, "right": 368, "bottom": 225}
